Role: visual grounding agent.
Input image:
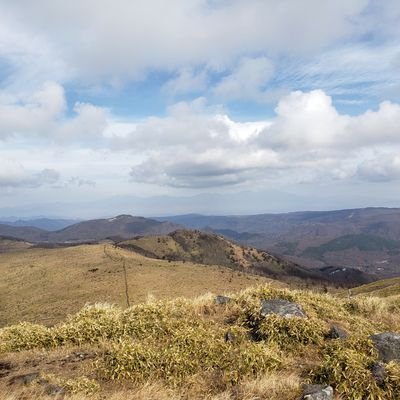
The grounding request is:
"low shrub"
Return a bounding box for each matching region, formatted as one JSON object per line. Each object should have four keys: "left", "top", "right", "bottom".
{"left": 53, "top": 304, "right": 124, "bottom": 345}
{"left": 0, "top": 322, "right": 55, "bottom": 352}
{"left": 257, "top": 315, "right": 326, "bottom": 349}
{"left": 97, "top": 325, "right": 281, "bottom": 386}
{"left": 63, "top": 376, "right": 100, "bottom": 394}
{"left": 310, "top": 338, "right": 400, "bottom": 399}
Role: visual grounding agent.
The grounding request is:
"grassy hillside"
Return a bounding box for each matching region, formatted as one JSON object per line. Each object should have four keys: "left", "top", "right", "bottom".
{"left": 1, "top": 285, "right": 400, "bottom": 399}
{"left": 348, "top": 277, "right": 400, "bottom": 297}
{"left": 118, "top": 230, "right": 331, "bottom": 284}
{"left": 0, "top": 243, "right": 273, "bottom": 327}
{"left": 0, "top": 237, "right": 33, "bottom": 253}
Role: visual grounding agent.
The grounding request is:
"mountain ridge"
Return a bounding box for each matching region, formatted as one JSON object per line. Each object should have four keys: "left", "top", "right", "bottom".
{"left": 0, "top": 215, "right": 181, "bottom": 243}
{"left": 156, "top": 208, "right": 400, "bottom": 277}
{"left": 118, "top": 229, "right": 376, "bottom": 286}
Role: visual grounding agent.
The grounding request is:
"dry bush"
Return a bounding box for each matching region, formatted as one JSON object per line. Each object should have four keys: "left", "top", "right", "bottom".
{"left": 310, "top": 337, "right": 400, "bottom": 399}
{"left": 0, "top": 322, "right": 55, "bottom": 352}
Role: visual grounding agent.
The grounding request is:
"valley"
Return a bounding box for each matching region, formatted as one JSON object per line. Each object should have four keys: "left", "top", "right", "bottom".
{"left": 159, "top": 208, "right": 400, "bottom": 277}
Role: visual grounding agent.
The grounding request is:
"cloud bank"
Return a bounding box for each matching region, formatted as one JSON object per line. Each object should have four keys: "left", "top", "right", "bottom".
{"left": 113, "top": 90, "right": 400, "bottom": 188}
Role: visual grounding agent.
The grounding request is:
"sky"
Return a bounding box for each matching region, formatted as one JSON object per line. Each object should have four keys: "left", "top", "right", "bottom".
{"left": 0, "top": 0, "right": 400, "bottom": 218}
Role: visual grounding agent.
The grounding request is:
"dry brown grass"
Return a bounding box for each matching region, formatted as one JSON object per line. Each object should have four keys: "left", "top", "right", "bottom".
{"left": 3, "top": 242, "right": 400, "bottom": 400}
{"left": 2, "top": 284, "right": 400, "bottom": 399}
{"left": 0, "top": 244, "right": 276, "bottom": 327}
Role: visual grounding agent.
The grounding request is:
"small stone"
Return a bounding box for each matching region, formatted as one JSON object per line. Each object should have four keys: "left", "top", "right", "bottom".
{"left": 370, "top": 332, "right": 400, "bottom": 362}
{"left": 215, "top": 295, "right": 231, "bottom": 305}
{"left": 303, "top": 384, "right": 333, "bottom": 400}
{"left": 370, "top": 362, "right": 387, "bottom": 386}
{"left": 224, "top": 331, "right": 236, "bottom": 342}
{"left": 260, "top": 299, "right": 307, "bottom": 318}
{"left": 326, "top": 325, "right": 348, "bottom": 340}
{"left": 9, "top": 372, "right": 39, "bottom": 385}
{"left": 45, "top": 383, "right": 66, "bottom": 396}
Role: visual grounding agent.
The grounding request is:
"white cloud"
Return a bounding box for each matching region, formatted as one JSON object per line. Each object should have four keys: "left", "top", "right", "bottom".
{"left": 1, "top": 84, "right": 400, "bottom": 199}
{"left": 357, "top": 155, "right": 400, "bottom": 182}
{"left": 163, "top": 68, "right": 208, "bottom": 96}
{"left": 0, "top": 82, "right": 108, "bottom": 142}
{"left": 258, "top": 90, "right": 400, "bottom": 150}
{"left": 0, "top": 15, "right": 70, "bottom": 91}
{"left": 0, "top": 0, "right": 369, "bottom": 85}
{"left": 258, "top": 90, "right": 346, "bottom": 149}
{"left": 130, "top": 147, "right": 280, "bottom": 188}
{"left": 213, "top": 57, "right": 275, "bottom": 102}
{"left": 110, "top": 90, "right": 400, "bottom": 188}
{"left": 282, "top": 42, "right": 400, "bottom": 100}
{"left": 0, "top": 161, "right": 59, "bottom": 188}
{"left": 0, "top": 82, "right": 65, "bottom": 139}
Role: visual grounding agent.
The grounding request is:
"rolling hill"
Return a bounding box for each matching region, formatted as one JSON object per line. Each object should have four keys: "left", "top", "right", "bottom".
{"left": 158, "top": 208, "right": 400, "bottom": 277}
{"left": 0, "top": 241, "right": 273, "bottom": 327}
{"left": 347, "top": 277, "right": 400, "bottom": 297}
{"left": 0, "top": 224, "right": 48, "bottom": 242}
{"left": 118, "top": 230, "right": 376, "bottom": 286}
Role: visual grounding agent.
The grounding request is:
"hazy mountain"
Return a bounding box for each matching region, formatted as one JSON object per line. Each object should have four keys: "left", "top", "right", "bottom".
{"left": 46, "top": 215, "right": 180, "bottom": 243}
{"left": 0, "top": 218, "right": 79, "bottom": 231}
{"left": 0, "top": 224, "right": 48, "bottom": 242}
{"left": 0, "top": 215, "right": 181, "bottom": 243}
{"left": 157, "top": 208, "right": 400, "bottom": 277}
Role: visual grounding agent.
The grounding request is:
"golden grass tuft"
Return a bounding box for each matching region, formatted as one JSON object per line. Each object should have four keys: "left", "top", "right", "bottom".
{"left": 2, "top": 284, "right": 400, "bottom": 399}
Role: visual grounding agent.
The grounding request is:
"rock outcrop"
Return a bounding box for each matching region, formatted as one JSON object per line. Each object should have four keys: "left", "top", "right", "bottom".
{"left": 260, "top": 299, "right": 307, "bottom": 318}
{"left": 370, "top": 332, "right": 400, "bottom": 362}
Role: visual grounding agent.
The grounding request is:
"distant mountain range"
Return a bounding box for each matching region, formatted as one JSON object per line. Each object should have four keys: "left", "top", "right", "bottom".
{"left": 2, "top": 207, "right": 400, "bottom": 278}
{"left": 156, "top": 208, "right": 400, "bottom": 277}
{"left": 0, "top": 218, "right": 79, "bottom": 231}
{"left": 0, "top": 215, "right": 180, "bottom": 243}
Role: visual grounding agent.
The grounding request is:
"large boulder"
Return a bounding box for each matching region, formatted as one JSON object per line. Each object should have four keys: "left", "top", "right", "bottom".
{"left": 370, "top": 332, "right": 400, "bottom": 362}
{"left": 302, "top": 384, "right": 333, "bottom": 400}
{"left": 260, "top": 299, "right": 307, "bottom": 318}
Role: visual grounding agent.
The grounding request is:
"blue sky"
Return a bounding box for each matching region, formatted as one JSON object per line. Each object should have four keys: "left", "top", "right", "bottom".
{"left": 0, "top": 0, "right": 400, "bottom": 217}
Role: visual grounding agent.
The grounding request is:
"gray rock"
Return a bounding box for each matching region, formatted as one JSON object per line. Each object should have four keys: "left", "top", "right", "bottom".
{"left": 302, "top": 384, "right": 333, "bottom": 400}
{"left": 326, "top": 325, "right": 348, "bottom": 340}
{"left": 9, "top": 372, "right": 39, "bottom": 385}
{"left": 45, "top": 383, "right": 66, "bottom": 396}
{"left": 224, "top": 331, "right": 236, "bottom": 342}
{"left": 370, "top": 362, "right": 386, "bottom": 386}
{"left": 260, "top": 299, "right": 307, "bottom": 318}
{"left": 215, "top": 295, "right": 231, "bottom": 305}
{"left": 370, "top": 332, "right": 400, "bottom": 362}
